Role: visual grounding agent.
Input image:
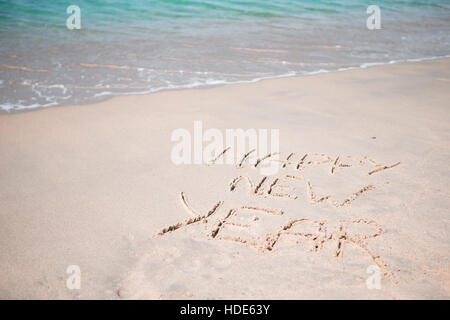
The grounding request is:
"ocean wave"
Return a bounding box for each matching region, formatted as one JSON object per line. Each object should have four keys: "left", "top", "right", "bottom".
{"left": 2, "top": 54, "right": 449, "bottom": 112}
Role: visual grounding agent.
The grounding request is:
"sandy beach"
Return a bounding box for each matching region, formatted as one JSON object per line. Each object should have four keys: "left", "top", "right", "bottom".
{"left": 0, "top": 58, "right": 449, "bottom": 299}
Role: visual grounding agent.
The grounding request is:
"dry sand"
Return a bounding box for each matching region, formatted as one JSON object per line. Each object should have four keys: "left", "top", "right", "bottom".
{"left": 0, "top": 59, "right": 449, "bottom": 299}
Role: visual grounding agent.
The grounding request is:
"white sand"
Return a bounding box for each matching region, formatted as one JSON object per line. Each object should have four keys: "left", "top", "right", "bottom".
{"left": 0, "top": 59, "right": 449, "bottom": 299}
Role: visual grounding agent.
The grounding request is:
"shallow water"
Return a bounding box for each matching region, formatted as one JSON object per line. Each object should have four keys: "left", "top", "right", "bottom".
{"left": 0, "top": 0, "right": 449, "bottom": 111}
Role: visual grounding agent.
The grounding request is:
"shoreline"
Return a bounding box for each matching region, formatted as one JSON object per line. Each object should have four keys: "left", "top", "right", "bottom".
{"left": 0, "top": 58, "right": 449, "bottom": 299}
{"left": 1, "top": 55, "right": 449, "bottom": 115}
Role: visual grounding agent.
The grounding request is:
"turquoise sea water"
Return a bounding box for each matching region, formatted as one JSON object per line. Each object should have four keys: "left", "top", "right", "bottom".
{"left": 0, "top": 0, "right": 449, "bottom": 111}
